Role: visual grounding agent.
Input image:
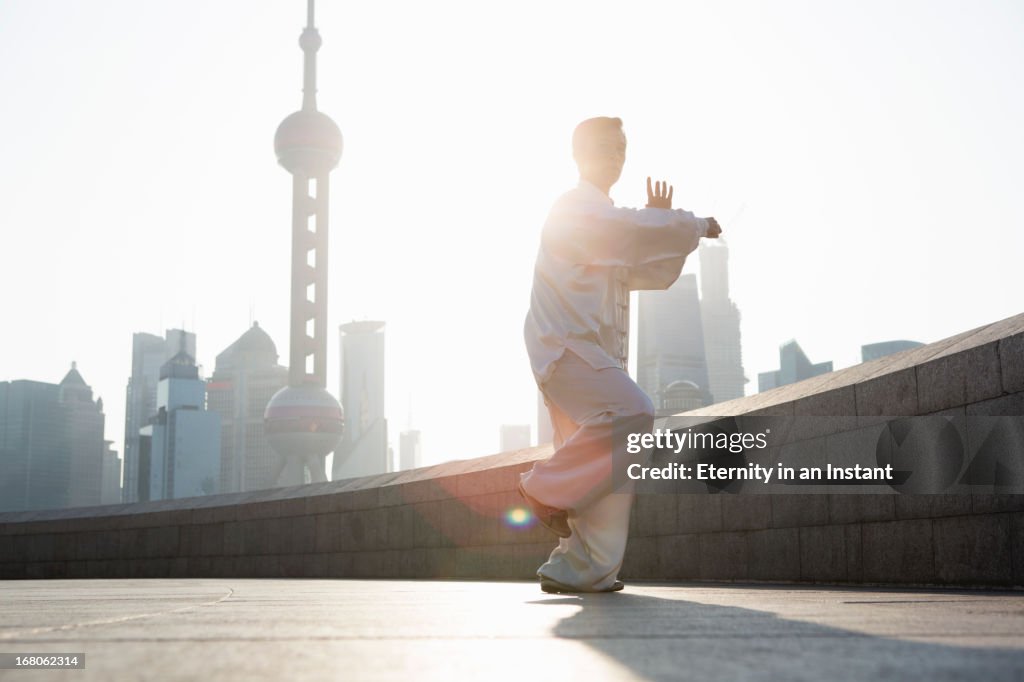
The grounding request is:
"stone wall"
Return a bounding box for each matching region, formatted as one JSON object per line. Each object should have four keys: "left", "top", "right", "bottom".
{"left": 1, "top": 313, "right": 1022, "bottom": 587}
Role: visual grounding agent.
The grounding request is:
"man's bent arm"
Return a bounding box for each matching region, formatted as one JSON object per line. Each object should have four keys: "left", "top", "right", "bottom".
{"left": 543, "top": 201, "right": 708, "bottom": 268}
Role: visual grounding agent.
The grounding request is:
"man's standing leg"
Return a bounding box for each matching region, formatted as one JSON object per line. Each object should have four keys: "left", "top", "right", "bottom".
{"left": 521, "top": 350, "right": 653, "bottom": 591}
{"left": 538, "top": 473, "right": 636, "bottom": 591}
{"left": 537, "top": 393, "right": 632, "bottom": 590}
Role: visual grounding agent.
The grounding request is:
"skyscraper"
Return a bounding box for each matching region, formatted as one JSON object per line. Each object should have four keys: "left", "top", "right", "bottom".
{"left": 334, "top": 320, "right": 388, "bottom": 479}
{"left": 100, "top": 440, "right": 122, "bottom": 506}
{"left": 499, "top": 424, "right": 531, "bottom": 452}
{"left": 659, "top": 380, "right": 708, "bottom": 414}
{"left": 758, "top": 340, "right": 833, "bottom": 391}
{"left": 62, "top": 365, "right": 106, "bottom": 509}
{"left": 0, "top": 364, "right": 106, "bottom": 513}
{"left": 861, "top": 340, "right": 924, "bottom": 362}
{"left": 207, "top": 322, "right": 289, "bottom": 493}
{"left": 1, "top": 380, "right": 61, "bottom": 512}
{"left": 399, "top": 429, "right": 422, "bottom": 471}
{"left": 637, "top": 273, "right": 712, "bottom": 415}
{"left": 699, "top": 240, "right": 747, "bottom": 402}
{"left": 122, "top": 329, "right": 196, "bottom": 503}
{"left": 264, "top": 0, "right": 345, "bottom": 487}
{"left": 138, "top": 350, "right": 220, "bottom": 501}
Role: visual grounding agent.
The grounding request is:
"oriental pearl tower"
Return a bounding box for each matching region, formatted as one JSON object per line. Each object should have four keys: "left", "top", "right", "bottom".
{"left": 264, "top": 0, "right": 345, "bottom": 486}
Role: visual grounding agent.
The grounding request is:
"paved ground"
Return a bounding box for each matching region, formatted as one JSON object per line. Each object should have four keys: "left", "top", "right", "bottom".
{"left": 0, "top": 579, "right": 1022, "bottom": 681}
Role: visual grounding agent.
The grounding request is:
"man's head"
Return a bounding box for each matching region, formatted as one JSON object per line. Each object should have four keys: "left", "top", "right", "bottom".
{"left": 572, "top": 116, "right": 626, "bottom": 192}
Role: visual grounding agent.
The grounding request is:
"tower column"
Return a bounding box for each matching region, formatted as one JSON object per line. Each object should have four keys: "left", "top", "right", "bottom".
{"left": 288, "top": 172, "right": 332, "bottom": 387}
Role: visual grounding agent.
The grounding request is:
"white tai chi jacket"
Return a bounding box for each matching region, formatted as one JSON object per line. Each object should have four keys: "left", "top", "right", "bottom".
{"left": 523, "top": 179, "right": 709, "bottom": 384}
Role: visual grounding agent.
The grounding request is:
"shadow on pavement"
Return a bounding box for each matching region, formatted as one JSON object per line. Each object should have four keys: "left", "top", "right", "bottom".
{"left": 528, "top": 586, "right": 1024, "bottom": 682}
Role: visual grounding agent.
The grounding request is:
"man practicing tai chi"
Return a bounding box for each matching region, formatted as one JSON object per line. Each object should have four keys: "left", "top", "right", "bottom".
{"left": 519, "top": 116, "right": 721, "bottom": 594}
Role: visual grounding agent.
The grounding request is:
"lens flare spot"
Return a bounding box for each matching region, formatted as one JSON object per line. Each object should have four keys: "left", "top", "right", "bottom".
{"left": 505, "top": 506, "right": 534, "bottom": 528}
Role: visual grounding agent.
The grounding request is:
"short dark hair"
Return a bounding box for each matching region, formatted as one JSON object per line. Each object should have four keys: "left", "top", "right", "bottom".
{"left": 572, "top": 117, "right": 625, "bottom": 165}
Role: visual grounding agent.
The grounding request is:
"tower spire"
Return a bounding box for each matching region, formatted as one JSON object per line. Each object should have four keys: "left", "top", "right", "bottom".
{"left": 300, "top": 0, "right": 322, "bottom": 112}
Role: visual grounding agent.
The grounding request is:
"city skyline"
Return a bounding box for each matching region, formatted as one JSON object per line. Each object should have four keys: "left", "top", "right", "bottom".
{"left": 1, "top": 1, "right": 1021, "bottom": 468}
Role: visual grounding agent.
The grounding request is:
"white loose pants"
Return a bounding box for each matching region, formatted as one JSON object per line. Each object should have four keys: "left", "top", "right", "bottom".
{"left": 520, "top": 349, "right": 655, "bottom": 591}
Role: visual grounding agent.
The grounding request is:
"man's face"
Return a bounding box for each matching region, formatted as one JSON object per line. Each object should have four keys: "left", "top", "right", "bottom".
{"left": 588, "top": 130, "right": 627, "bottom": 186}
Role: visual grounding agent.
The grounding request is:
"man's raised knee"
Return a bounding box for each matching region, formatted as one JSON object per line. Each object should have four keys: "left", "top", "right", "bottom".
{"left": 623, "top": 391, "right": 655, "bottom": 421}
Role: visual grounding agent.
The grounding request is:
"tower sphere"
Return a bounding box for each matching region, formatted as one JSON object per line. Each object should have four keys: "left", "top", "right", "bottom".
{"left": 299, "top": 27, "right": 322, "bottom": 52}
{"left": 264, "top": 384, "right": 344, "bottom": 459}
{"left": 274, "top": 109, "right": 343, "bottom": 176}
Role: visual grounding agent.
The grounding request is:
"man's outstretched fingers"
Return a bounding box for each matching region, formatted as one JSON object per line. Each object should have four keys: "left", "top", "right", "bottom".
{"left": 645, "top": 177, "right": 673, "bottom": 208}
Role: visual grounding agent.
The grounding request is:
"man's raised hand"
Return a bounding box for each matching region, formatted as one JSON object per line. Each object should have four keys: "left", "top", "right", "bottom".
{"left": 645, "top": 176, "right": 720, "bottom": 237}
{"left": 705, "top": 217, "right": 722, "bottom": 239}
{"left": 646, "top": 177, "right": 673, "bottom": 209}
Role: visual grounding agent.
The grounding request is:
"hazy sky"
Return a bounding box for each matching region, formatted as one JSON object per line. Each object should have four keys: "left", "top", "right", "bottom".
{"left": 1, "top": 0, "right": 1021, "bottom": 469}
